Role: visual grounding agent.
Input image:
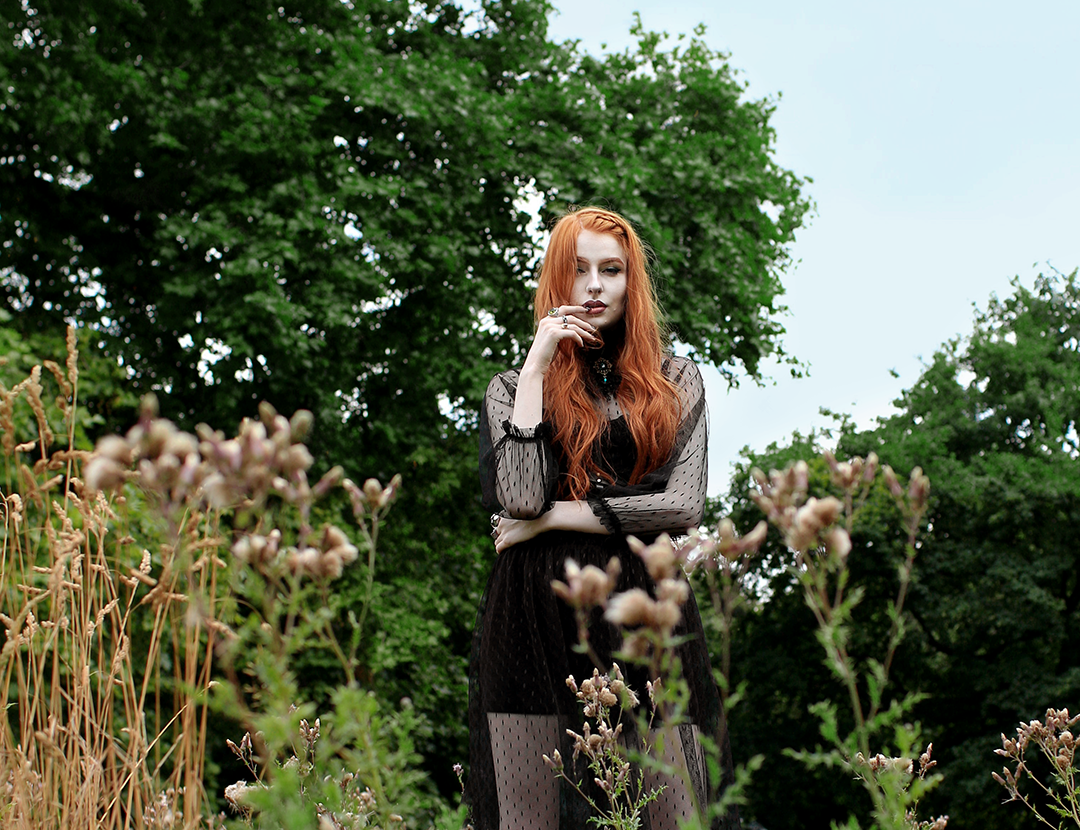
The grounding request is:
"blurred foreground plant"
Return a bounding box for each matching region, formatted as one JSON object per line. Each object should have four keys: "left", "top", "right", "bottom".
{"left": 993, "top": 707, "right": 1079, "bottom": 829}
{"left": 0, "top": 328, "right": 431, "bottom": 829}
{"left": 545, "top": 449, "right": 952, "bottom": 830}
{"left": 548, "top": 529, "right": 761, "bottom": 829}
{"left": 744, "top": 452, "right": 946, "bottom": 830}
{"left": 541, "top": 664, "right": 662, "bottom": 829}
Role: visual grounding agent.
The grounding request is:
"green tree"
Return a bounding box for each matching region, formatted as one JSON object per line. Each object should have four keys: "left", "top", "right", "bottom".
{"left": 840, "top": 270, "right": 1080, "bottom": 829}
{"left": 721, "top": 271, "right": 1080, "bottom": 830}
{"left": 2, "top": 0, "right": 812, "bottom": 804}
{"left": 2, "top": 0, "right": 809, "bottom": 463}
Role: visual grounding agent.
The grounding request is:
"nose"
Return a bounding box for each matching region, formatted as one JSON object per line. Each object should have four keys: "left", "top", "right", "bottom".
{"left": 586, "top": 267, "right": 602, "bottom": 295}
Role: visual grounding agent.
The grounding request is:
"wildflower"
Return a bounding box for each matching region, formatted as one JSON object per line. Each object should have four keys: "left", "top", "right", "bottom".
{"left": 786, "top": 496, "right": 843, "bottom": 551}
{"left": 284, "top": 443, "right": 314, "bottom": 477}
{"left": 551, "top": 557, "right": 620, "bottom": 609}
{"left": 908, "top": 467, "right": 930, "bottom": 510}
{"left": 825, "top": 527, "right": 852, "bottom": 559}
{"left": 224, "top": 781, "right": 258, "bottom": 812}
{"left": 363, "top": 478, "right": 384, "bottom": 505}
{"left": 883, "top": 465, "right": 904, "bottom": 499}
{"left": 626, "top": 533, "right": 679, "bottom": 581}
{"left": 918, "top": 743, "right": 937, "bottom": 774}
{"left": 84, "top": 455, "right": 127, "bottom": 492}
{"left": 715, "top": 518, "right": 768, "bottom": 562}
{"left": 656, "top": 578, "right": 688, "bottom": 606}
{"left": 604, "top": 588, "right": 653, "bottom": 627}
{"left": 290, "top": 409, "right": 314, "bottom": 441}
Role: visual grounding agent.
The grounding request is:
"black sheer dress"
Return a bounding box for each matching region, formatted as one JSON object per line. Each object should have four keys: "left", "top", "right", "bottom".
{"left": 465, "top": 354, "right": 740, "bottom": 830}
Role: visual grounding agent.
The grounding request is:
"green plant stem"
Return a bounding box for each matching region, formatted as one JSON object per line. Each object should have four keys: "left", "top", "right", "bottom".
{"left": 354, "top": 515, "right": 378, "bottom": 645}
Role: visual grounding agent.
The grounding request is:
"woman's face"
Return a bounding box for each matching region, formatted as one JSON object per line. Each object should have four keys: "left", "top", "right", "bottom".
{"left": 571, "top": 229, "right": 627, "bottom": 331}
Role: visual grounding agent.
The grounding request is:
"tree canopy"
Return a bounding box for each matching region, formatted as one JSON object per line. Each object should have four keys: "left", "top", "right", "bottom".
{"left": 2, "top": 0, "right": 810, "bottom": 477}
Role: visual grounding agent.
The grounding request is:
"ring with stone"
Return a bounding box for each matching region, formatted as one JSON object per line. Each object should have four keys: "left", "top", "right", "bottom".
{"left": 547, "top": 307, "right": 559, "bottom": 317}
{"left": 562, "top": 322, "right": 568, "bottom": 329}
{"left": 490, "top": 513, "right": 500, "bottom": 528}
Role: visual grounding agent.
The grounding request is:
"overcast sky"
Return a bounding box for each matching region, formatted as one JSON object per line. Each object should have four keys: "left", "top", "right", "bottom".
{"left": 546, "top": 0, "right": 1080, "bottom": 495}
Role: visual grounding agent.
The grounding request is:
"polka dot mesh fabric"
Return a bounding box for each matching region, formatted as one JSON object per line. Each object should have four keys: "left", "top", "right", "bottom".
{"left": 467, "top": 357, "right": 740, "bottom": 829}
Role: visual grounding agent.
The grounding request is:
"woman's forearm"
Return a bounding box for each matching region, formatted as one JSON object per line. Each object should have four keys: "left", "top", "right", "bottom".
{"left": 510, "top": 366, "right": 545, "bottom": 428}
{"left": 493, "top": 500, "right": 610, "bottom": 553}
{"left": 539, "top": 500, "right": 610, "bottom": 535}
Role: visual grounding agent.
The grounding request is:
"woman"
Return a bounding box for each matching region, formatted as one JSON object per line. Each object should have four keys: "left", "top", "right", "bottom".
{"left": 467, "top": 207, "right": 738, "bottom": 830}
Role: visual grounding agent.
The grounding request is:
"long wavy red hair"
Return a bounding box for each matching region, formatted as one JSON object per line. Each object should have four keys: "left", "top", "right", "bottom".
{"left": 533, "top": 207, "right": 681, "bottom": 500}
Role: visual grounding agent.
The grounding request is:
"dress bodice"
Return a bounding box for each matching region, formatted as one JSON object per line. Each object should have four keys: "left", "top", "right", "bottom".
{"left": 478, "top": 355, "right": 709, "bottom": 536}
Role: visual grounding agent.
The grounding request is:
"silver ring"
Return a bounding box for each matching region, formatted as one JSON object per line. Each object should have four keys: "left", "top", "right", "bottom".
{"left": 491, "top": 528, "right": 498, "bottom": 538}
{"left": 562, "top": 322, "right": 568, "bottom": 329}
{"left": 547, "top": 307, "right": 559, "bottom": 317}
{"left": 562, "top": 316, "right": 568, "bottom": 324}
{"left": 490, "top": 513, "right": 500, "bottom": 528}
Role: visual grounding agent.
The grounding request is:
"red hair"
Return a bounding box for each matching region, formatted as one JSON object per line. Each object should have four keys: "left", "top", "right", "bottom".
{"left": 534, "top": 207, "right": 681, "bottom": 499}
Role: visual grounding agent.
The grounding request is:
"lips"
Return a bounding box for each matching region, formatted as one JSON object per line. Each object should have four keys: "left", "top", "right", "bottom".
{"left": 583, "top": 301, "right": 607, "bottom": 314}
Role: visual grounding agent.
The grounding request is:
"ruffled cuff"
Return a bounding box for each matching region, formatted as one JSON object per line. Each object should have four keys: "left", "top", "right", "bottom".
{"left": 500, "top": 419, "right": 550, "bottom": 441}
{"left": 586, "top": 495, "right": 621, "bottom": 535}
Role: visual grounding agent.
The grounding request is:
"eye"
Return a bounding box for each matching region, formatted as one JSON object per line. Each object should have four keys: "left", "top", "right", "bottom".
{"left": 604, "top": 266, "right": 621, "bottom": 275}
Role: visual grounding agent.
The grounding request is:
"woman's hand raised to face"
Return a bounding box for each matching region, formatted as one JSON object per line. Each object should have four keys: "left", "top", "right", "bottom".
{"left": 521, "top": 306, "right": 601, "bottom": 375}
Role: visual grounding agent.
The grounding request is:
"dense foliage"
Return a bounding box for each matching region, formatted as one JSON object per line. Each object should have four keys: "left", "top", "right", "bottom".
{"left": 2, "top": 0, "right": 811, "bottom": 806}
{"left": 721, "top": 271, "right": 1080, "bottom": 830}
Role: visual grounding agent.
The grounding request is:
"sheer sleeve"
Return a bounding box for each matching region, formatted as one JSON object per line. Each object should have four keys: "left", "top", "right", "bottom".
{"left": 587, "top": 356, "right": 708, "bottom": 537}
{"left": 478, "top": 370, "right": 559, "bottom": 518}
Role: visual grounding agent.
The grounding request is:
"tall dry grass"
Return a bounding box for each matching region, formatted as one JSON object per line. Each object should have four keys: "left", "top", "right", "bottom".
{"left": 1, "top": 328, "right": 417, "bottom": 830}
{"left": 1, "top": 327, "right": 218, "bottom": 828}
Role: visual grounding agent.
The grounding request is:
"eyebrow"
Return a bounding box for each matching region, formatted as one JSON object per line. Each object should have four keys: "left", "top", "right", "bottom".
{"left": 576, "top": 255, "right": 625, "bottom": 265}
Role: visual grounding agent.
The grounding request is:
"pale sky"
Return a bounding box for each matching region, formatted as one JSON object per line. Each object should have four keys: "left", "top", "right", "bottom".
{"left": 547, "top": 0, "right": 1080, "bottom": 495}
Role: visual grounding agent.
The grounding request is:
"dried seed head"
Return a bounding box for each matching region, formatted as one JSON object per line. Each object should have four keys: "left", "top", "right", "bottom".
{"left": 825, "top": 527, "right": 852, "bottom": 559}
{"left": 96, "top": 435, "right": 133, "bottom": 465}
{"left": 863, "top": 452, "right": 879, "bottom": 483}
{"left": 551, "top": 557, "right": 619, "bottom": 609}
{"left": 882, "top": 465, "right": 904, "bottom": 499}
{"left": 289, "top": 409, "right": 314, "bottom": 442}
{"left": 284, "top": 444, "right": 314, "bottom": 476}
{"left": 628, "top": 533, "right": 679, "bottom": 581}
{"left": 908, "top": 467, "right": 931, "bottom": 510}
{"left": 604, "top": 589, "right": 652, "bottom": 627}
{"left": 363, "top": 478, "right": 384, "bottom": 504}
{"left": 656, "top": 578, "right": 689, "bottom": 606}
{"left": 84, "top": 456, "right": 126, "bottom": 492}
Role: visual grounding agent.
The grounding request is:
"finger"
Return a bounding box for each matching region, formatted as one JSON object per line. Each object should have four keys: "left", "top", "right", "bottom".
{"left": 547, "top": 305, "right": 589, "bottom": 317}
{"left": 565, "top": 314, "right": 600, "bottom": 335}
{"left": 546, "top": 315, "right": 598, "bottom": 337}
{"left": 561, "top": 319, "right": 601, "bottom": 345}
